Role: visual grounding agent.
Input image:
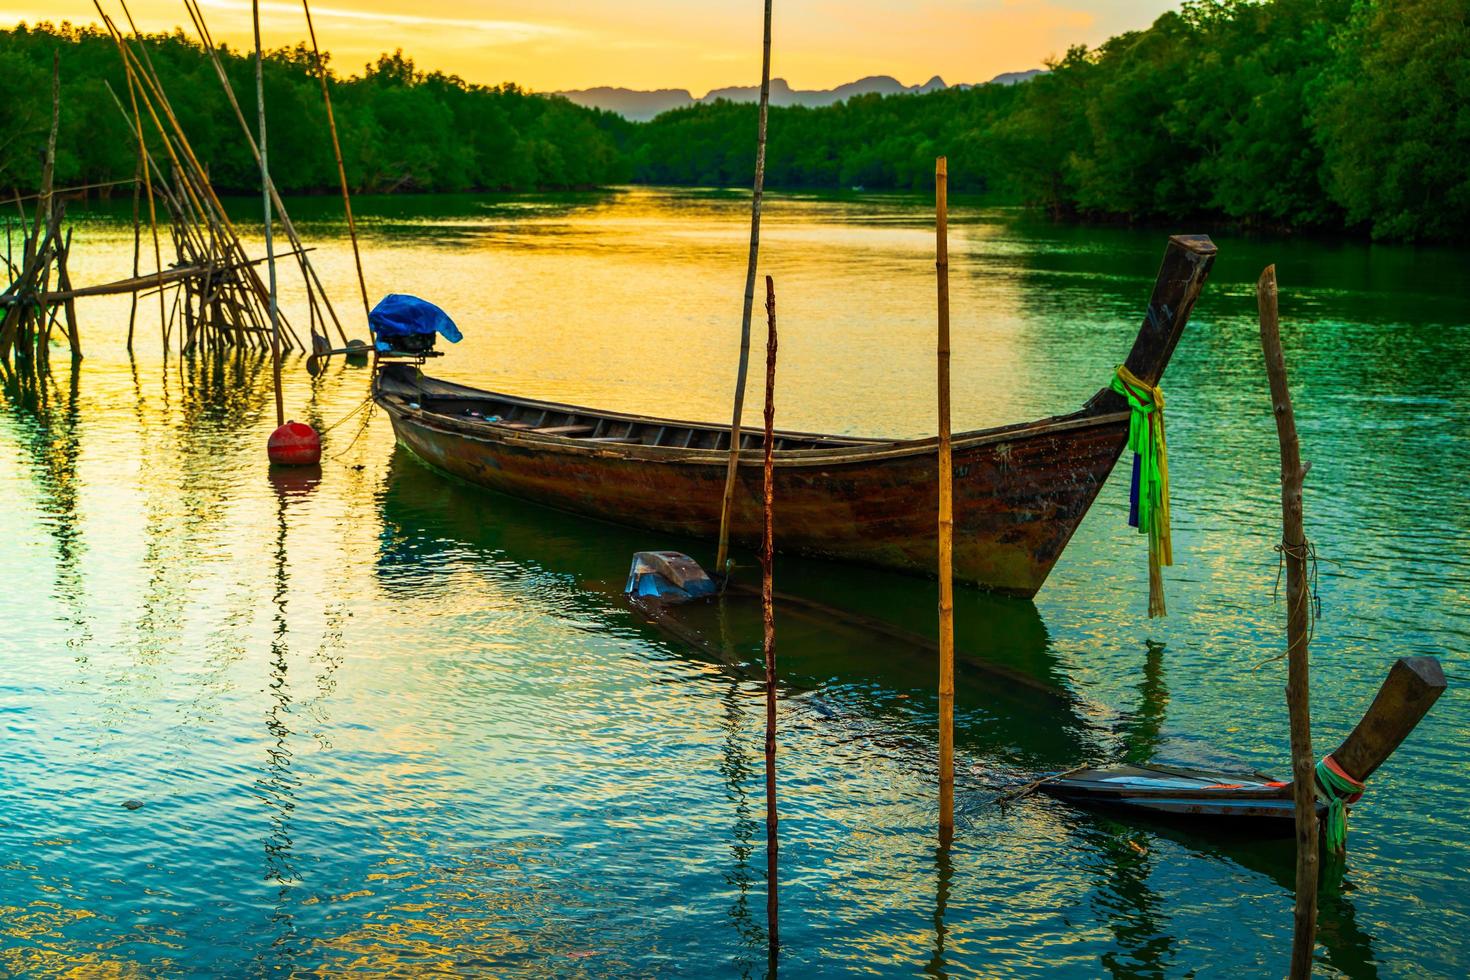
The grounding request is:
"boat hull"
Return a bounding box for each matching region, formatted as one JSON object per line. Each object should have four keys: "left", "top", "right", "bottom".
{"left": 375, "top": 234, "right": 1218, "bottom": 597}
{"left": 384, "top": 404, "right": 1129, "bottom": 597}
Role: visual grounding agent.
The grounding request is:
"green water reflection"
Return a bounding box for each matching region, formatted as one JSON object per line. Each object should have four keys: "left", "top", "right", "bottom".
{"left": 2, "top": 188, "right": 1466, "bottom": 977}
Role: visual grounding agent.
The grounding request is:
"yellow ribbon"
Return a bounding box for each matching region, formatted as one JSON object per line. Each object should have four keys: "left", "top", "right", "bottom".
{"left": 1111, "top": 364, "right": 1172, "bottom": 618}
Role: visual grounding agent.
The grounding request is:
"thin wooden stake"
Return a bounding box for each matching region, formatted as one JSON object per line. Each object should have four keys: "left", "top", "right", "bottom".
{"left": 107, "top": 10, "right": 306, "bottom": 351}
{"left": 936, "top": 156, "right": 955, "bottom": 848}
{"left": 303, "top": 0, "right": 371, "bottom": 325}
{"left": 34, "top": 52, "right": 60, "bottom": 245}
{"left": 1258, "top": 265, "right": 1318, "bottom": 979}
{"left": 57, "top": 231, "right": 81, "bottom": 359}
{"left": 760, "top": 274, "right": 779, "bottom": 958}
{"left": 254, "top": 0, "right": 284, "bottom": 429}
{"left": 104, "top": 4, "right": 189, "bottom": 348}
{"left": 183, "top": 0, "right": 344, "bottom": 347}
{"left": 715, "top": 0, "right": 774, "bottom": 576}
{"left": 127, "top": 129, "right": 142, "bottom": 351}
{"left": 96, "top": 21, "right": 168, "bottom": 349}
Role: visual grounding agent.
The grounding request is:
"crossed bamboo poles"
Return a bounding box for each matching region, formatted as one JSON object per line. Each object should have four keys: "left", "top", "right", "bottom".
{"left": 87, "top": 0, "right": 368, "bottom": 355}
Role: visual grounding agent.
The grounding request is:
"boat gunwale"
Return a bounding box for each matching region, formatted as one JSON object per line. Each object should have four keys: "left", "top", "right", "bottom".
{"left": 376, "top": 380, "right": 1131, "bottom": 467}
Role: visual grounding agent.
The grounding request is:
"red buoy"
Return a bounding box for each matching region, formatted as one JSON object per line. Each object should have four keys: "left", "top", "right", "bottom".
{"left": 268, "top": 420, "right": 322, "bottom": 466}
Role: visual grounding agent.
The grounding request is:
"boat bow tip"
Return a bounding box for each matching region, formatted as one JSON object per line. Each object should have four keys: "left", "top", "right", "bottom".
{"left": 1169, "top": 234, "right": 1218, "bottom": 256}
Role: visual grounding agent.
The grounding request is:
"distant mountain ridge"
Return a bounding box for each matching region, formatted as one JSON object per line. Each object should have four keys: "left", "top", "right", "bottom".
{"left": 557, "top": 70, "right": 1042, "bottom": 121}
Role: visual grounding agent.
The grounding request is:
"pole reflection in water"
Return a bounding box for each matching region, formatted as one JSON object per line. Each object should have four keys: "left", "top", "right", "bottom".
{"left": 925, "top": 844, "right": 954, "bottom": 979}
{"left": 718, "top": 680, "right": 766, "bottom": 973}
{"left": 5, "top": 363, "right": 89, "bottom": 652}
{"left": 256, "top": 467, "right": 321, "bottom": 968}
{"left": 1118, "top": 641, "right": 1169, "bottom": 765}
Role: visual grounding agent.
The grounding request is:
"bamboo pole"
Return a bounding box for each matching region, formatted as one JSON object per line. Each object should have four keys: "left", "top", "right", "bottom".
{"left": 254, "top": 0, "right": 284, "bottom": 429}
{"left": 57, "top": 231, "right": 81, "bottom": 359}
{"left": 104, "top": 80, "right": 196, "bottom": 281}
{"left": 760, "top": 273, "right": 779, "bottom": 957}
{"left": 127, "top": 128, "right": 142, "bottom": 351}
{"left": 182, "top": 0, "right": 346, "bottom": 347}
{"left": 33, "top": 52, "right": 59, "bottom": 246}
{"left": 303, "top": 0, "right": 371, "bottom": 325}
{"left": 935, "top": 156, "right": 955, "bottom": 848}
{"left": 714, "top": 0, "right": 774, "bottom": 576}
{"left": 1258, "top": 265, "right": 1319, "bottom": 979}
{"left": 95, "top": 17, "right": 170, "bottom": 349}
{"left": 108, "top": 11, "right": 305, "bottom": 351}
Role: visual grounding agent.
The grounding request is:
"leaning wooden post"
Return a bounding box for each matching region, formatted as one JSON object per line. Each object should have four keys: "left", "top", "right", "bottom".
{"left": 34, "top": 52, "right": 59, "bottom": 246}
{"left": 760, "top": 274, "right": 779, "bottom": 957}
{"left": 303, "top": 0, "right": 371, "bottom": 325}
{"left": 936, "top": 156, "right": 955, "bottom": 848}
{"left": 126, "top": 132, "right": 142, "bottom": 352}
{"left": 101, "top": 56, "right": 165, "bottom": 349}
{"left": 714, "top": 0, "right": 774, "bottom": 576}
{"left": 1258, "top": 265, "right": 1318, "bottom": 978}
{"left": 253, "top": 0, "right": 284, "bottom": 429}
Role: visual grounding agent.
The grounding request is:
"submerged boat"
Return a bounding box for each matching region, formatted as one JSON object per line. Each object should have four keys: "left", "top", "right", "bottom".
{"left": 373, "top": 235, "right": 1217, "bottom": 597}
{"left": 1038, "top": 657, "right": 1446, "bottom": 836}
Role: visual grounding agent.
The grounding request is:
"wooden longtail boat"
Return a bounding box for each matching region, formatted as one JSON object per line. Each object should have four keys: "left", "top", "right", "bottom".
{"left": 1038, "top": 657, "right": 1446, "bottom": 834}
{"left": 373, "top": 235, "right": 1217, "bottom": 597}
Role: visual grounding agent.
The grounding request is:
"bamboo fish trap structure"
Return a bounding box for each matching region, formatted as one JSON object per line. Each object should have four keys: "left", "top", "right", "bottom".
{"left": 0, "top": 54, "right": 82, "bottom": 377}
{"left": 5, "top": 0, "right": 357, "bottom": 362}
{"left": 3, "top": 2, "right": 367, "bottom": 373}
{"left": 93, "top": 0, "right": 325, "bottom": 356}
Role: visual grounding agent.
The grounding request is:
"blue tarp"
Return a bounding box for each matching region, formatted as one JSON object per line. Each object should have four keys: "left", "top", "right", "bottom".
{"left": 368, "top": 294, "right": 462, "bottom": 347}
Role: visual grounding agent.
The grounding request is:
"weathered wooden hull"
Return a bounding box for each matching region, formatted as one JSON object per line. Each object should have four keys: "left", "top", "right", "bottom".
{"left": 375, "top": 234, "right": 1218, "bottom": 597}
{"left": 384, "top": 400, "right": 1130, "bottom": 596}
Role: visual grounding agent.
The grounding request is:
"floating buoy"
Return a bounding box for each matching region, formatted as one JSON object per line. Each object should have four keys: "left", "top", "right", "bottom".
{"left": 268, "top": 420, "right": 322, "bottom": 465}
{"left": 306, "top": 339, "right": 373, "bottom": 376}
{"left": 344, "top": 338, "right": 371, "bottom": 364}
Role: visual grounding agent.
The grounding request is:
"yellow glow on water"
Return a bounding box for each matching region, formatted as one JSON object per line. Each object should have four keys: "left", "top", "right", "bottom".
{"left": 60, "top": 188, "right": 1105, "bottom": 438}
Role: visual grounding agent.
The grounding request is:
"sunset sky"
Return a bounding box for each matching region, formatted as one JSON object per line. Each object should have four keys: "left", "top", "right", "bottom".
{"left": 8, "top": 1, "right": 1180, "bottom": 93}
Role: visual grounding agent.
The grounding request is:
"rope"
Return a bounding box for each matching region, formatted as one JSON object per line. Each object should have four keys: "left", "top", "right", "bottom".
{"left": 1111, "top": 365, "right": 1172, "bottom": 618}
{"left": 1250, "top": 538, "right": 1326, "bottom": 672}
{"left": 1315, "top": 754, "right": 1365, "bottom": 854}
{"left": 327, "top": 399, "right": 378, "bottom": 460}
{"left": 319, "top": 394, "right": 372, "bottom": 436}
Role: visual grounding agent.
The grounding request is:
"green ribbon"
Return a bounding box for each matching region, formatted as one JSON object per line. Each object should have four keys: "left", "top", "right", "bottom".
{"left": 1315, "top": 756, "right": 1365, "bottom": 854}
{"left": 1111, "top": 366, "right": 1168, "bottom": 544}
{"left": 1111, "top": 365, "right": 1173, "bottom": 618}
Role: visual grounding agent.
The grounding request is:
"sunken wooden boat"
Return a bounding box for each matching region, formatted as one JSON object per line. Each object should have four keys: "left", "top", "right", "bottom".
{"left": 1038, "top": 657, "right": 1446, "bottom": 835}
{"left": 373, "top": 235, "right": 1216, "bottom": 597}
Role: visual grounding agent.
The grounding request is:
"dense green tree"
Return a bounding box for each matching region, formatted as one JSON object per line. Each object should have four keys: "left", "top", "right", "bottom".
{"left": 1312, "top": 0, "right": 1470, "bottom": 239}
{"left": 3, "top": 2, "right": 1467, "bottom": 242}
{"left": 0, "top": 23, "right": 627, "bottom": 195}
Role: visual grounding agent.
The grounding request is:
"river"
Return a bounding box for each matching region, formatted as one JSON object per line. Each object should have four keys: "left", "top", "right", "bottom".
{"left": 2, "top": 186, "right": 1466, "bottom": 976}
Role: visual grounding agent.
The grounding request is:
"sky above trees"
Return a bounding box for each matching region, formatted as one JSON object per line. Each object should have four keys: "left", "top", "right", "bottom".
{"left": 7, "top": 0, "right": 1179, "bottom": 92}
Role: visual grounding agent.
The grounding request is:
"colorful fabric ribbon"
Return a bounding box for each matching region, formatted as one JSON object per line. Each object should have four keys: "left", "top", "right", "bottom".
{"left": 1315, "top": 754, "right": 1366, "bottom": 854}
{"left": 1111, "top": 365, "right": 1173, "bottom": 618}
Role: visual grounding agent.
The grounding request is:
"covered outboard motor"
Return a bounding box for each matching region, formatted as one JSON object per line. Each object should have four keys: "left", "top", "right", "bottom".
{"left": 369, "top": 294, "right": 462, "bottom": 354}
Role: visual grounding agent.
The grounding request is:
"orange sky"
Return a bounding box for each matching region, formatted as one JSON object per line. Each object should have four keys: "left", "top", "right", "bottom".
{"left": 9, "top": 1, "right": 1179, "bottom": 93}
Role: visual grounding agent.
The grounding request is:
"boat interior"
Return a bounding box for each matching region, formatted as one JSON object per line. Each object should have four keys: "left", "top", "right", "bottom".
{"left": 380, "top": 369, "right": 885, "bottom": 452}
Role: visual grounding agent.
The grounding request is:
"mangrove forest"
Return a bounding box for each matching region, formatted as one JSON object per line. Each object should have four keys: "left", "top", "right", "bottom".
{"left": 2, "top": 0, "right": 1465, "bottom": 241}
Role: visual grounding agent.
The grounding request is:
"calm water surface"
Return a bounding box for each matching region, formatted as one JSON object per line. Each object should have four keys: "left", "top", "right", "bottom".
{"left": 2, "top": 188, "right": 1467, "bottom": 977}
